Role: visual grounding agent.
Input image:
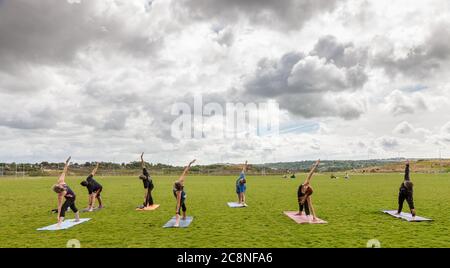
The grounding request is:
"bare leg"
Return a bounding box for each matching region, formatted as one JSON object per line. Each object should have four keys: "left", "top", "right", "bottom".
{"left": 74, "top": 212, "right": 80, "bottom": 222}
{"left": 175, "top": 214, "right": 180, "bottom": 227}
{"left": 57, "top": 217, "right": 64, "bottom": 227}
{"left": 97, "top": 196, "right": 103, "bottom": 208}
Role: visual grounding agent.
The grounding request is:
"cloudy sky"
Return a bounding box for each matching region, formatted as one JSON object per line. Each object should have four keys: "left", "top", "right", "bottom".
{"left": 1, "top": 0, "right": 450, "bottom": 165}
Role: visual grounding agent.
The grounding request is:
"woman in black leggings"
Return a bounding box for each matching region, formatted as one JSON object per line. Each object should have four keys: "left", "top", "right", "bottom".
{"left": 296, "top": 159, "right": 320, "bottom": 222}
{"left": 397, "top": 160, "right": 416, "bottom": 219}
{"left": 138, "top": 152, "right": 156, "bottom": 210}
{"left": 173, "top": 159, "right": 196, "bottom": 227}
{"left": 52, "top": 157, "right": 79, "bottom": 227}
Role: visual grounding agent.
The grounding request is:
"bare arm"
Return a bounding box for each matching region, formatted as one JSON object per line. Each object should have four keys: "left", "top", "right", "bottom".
{"left": 304, "top": 159, "right": 320, "bottom": 185}
{"left": 178, "top": 159, "right": 196, "bottom": 183}
{"left": 57, "top": 156, "right": 71, "bottom": 184}
{"left": 141, "top": 152, "right": 145, "bottom": 169}
{"left": 241, "top": 160, "right": 248, "bottom": 174}
{"left": 91, "top": 162, "right": 99, "bottom": 176}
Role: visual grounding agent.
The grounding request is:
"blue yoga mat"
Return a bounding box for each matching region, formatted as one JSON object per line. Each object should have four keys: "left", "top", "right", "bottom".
{"left": 37, "top": 218, "right": 91, "bottom": 231}
{"left": 163, "top": 216, "right": 193, "bottom": 228}
{"left": 382, "top": 210, "right": 432, "bottom": 222}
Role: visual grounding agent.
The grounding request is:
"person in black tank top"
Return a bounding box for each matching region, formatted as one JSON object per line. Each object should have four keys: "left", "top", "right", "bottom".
{"left": 397, "top": 160, "right": 416, "bottom": 218}
{"left": 173, "top": 159, "right": 196, "bottom": 227}
{"left": 52, "top": 157, "right": 79, "bottom": 227}
{"left": 296, "top": 159, "right": 320, "bottom": 222}
{"left": 80, "top": 163, "right": 103, "bottom": 212}
{"left": 136, "top": 152, "right": 156, "bottom": 210}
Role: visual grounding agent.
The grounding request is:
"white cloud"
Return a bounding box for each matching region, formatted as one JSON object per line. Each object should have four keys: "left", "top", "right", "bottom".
{"left": 1, "top": 0, "right": 450, "bottom": 164}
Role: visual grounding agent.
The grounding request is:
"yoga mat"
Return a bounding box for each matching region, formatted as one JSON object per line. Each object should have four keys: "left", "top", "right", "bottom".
{"left": 382, "top": 210, "right": 432, "bottom": 222}
{"left": 163, "top": 216, "right": 193, "bottom": 228}
{"left": 37, "top": 218, "right": 91, "bottom": 231}
{"left": 284, "top": 211, "right": 327, "bottom": 224}
{"left": 136, "top": 204, "right": 160, "bottom": 211}
{"left": 227, "top": 202, "right": 247, "bottom": 208}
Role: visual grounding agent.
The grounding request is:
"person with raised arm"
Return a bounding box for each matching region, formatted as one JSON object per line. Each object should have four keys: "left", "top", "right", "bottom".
{"left": 235, "top": 161, "right": 248, "bottom": 206}
{"left": 137, "top": 152, "right": 156, "bottom": 210}
{"left": 52, "top": 157, "right": 79, "bottom": 227}
{"left": 173, "top": 159, "right": 196, "bottom": 227}
{"left": 296, "top": 159, "right": 320, "bottom": 222}
{"left": 80, "top": 163, "right": 103, "bottom": 212}
{"left": 397, "top": 160, "right": 416, "bottom": 219}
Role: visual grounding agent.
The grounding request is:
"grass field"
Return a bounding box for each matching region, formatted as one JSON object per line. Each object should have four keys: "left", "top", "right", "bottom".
{"left": 0, "top": 173, "right": 449, "bottom": 248}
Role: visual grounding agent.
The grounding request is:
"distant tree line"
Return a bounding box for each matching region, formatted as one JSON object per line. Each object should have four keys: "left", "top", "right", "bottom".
{"left": 0, "top": 158, "right": 447, "bottom": 177}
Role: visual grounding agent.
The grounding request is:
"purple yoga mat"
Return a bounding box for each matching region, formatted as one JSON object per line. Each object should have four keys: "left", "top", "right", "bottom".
{"left": 284, "top": 211, "right": 327, "bottom": 224}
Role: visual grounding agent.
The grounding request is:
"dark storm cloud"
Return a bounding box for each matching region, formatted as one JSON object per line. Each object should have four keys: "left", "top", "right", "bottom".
{"left": 0, "top": 0, "right": 160, "bottom": 75}
{"left": 243, "top": 36, "right": 368, "bottom": 119}
{"left": 177, "top": 0, "right": 343, "bottom": 30}
{"left": 373, "top": 24, "right": 450, "bottom": 79}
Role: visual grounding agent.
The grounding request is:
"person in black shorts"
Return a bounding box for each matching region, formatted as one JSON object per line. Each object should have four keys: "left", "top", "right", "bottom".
{"left": 52, "top": 156, "right": 79, "bottom": 227}
{"left": 397, "top": 160, "right": 416, "bottom": 219}
{"left": 173, "top": 159, "right": 196, "bottom": 227}
{"left": 137, "top": 152, "right": 156, "bottom": 210}
{"left": 80, "top": 163, "right": 103, "bottom": 212}
{"left": 297, "top": 159, "right": 320, "bottom": 222}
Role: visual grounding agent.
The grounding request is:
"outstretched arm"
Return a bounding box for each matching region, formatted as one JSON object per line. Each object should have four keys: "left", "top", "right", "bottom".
{"left": 141, "top": 152, "right": 145, "bottom": 169}
{"left": 304, "top": 159, "right": 320, "bottom": 185}
{"left": 178, "top": 159, "right": 196, "bottom": 183}
{"left": 91, "top": 163, "right": 99, "bottom": 176}
{"left": 241, "top": 161, "right": 248, "bottom": 174}
{"left": 57, "top": 156, "right": 71, "bottom": 184}
{"left": 404, "top": 160, "right": 410, "bottom": 181}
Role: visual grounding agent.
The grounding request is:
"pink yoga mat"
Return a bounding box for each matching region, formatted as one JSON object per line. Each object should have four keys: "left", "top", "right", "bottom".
{"left": 284, "top": 211, "right": 327, "bottom": 224}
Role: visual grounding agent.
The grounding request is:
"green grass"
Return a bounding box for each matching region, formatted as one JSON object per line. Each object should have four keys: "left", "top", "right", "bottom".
{"left": 0, "top": 173, "right": 449, "bottom": 248}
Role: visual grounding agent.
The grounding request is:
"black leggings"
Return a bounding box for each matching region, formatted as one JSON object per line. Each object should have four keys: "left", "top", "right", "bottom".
{"left": 398, "top": 190, "right": 415, "bottom": 215}
{"left": 144, "top": 188, "right": 154, "bottom": 206}
{"left": 176, "top": 199, "right": 187, "bottom": 215}
{"left": 60, "top": 197, "right": 78, "bottom": 217}
{"left": 299, "top": 200, "right": 310, "bottom": 215}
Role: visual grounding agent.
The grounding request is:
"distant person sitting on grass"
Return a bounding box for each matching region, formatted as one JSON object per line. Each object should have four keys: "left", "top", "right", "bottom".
{"left": 52, "top": 157, "right": 79, "bottom": 227}
{"left": 397, "top": 160, "right": 416, "bottom": 219}
{"left": 80, "top": 163, "right": 103, "bottom": 212}
{"left": 173, "top": 159, "right": 196, "bottom": 227}
{"left": 137, "top": 152, "right": 156, "bottom": 210}
{"left": 236, "top": 161, "right": 248, "bottom": 206}
{"left": 297, "top": 159, "right": 320, "bottom": 222}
